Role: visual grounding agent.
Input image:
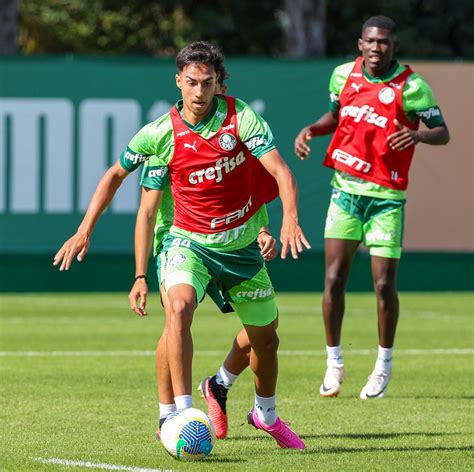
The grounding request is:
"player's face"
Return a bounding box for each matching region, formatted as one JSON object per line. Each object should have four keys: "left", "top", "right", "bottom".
{"left": 358, "top": 27, "right": 398, "bottom": 76}
{"left": 176, "top": 63, "right": 217, "bottom": 124}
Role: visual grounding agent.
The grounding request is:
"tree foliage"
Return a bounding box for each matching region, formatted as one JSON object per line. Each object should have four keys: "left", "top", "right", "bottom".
{"left": 326, "top": 0, "right": 474, "bottom": 59}
{"left": 19, "top": 0, "right": 284, "bottom": 56}
{"left": 19, "top": 0, "right": 473, "bottom": 58}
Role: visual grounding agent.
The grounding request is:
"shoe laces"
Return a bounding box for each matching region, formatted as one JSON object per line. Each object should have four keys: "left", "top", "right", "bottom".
{"left": 368, "top": 371, "right": 389, "bottom": 387}
{"left": 273, "top": 418, "right": 297, "bottom": 440}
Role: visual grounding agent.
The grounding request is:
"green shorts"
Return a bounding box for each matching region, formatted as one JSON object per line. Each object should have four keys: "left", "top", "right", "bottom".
{"left": 156, "top": 247, "right": 233, "bottom": 314}
{"left": 324, "top": 188, "right": 405, "bottom": 259}
{"left": 160, "top": 234, "right": 277, "bottom": 326}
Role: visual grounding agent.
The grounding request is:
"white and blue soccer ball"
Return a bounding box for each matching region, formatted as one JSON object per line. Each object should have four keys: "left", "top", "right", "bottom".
{"left": 160, "top": 408, "right": 216, "bottom": 461}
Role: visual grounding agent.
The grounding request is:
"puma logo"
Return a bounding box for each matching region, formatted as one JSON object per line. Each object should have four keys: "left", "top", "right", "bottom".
{"left": 351, "top": 83, "right": 362, "bottom": 93}
{"left": 184, "top": 140, "right": 198, "bottom": 152}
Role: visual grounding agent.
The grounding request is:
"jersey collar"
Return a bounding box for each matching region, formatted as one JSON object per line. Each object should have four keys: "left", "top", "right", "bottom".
{"left": 362, "top": 60, "right": 402, "bottom": 83}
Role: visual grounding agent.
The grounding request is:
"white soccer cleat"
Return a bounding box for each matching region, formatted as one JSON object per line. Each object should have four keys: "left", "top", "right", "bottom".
{"left": 319, "top": 365, "right": 346, "bottom": 397}
{"left": 360, "top": 371, "right": 392, "bottom": 399}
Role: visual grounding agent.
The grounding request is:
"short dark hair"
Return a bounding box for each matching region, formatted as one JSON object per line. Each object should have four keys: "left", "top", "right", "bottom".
{"left": 216, "top": 62, "right": 229, "bottom": 86}
{"left": 362, "top": 15, "right": 397, "bottom": 35}
{"left": 176, "top": 41, "right": 226, "bottom": 83}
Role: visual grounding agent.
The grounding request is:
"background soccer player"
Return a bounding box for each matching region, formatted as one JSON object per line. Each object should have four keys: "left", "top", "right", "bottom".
{"left": 294, "top": 15, "right": 449, "bottom": 399}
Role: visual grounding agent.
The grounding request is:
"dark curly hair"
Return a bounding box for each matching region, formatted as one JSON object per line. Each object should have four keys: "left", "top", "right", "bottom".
{"left": 176, "top": 41, "right": 228, "bottom": 85}
{"left": 362, "top": 15, "right": 397, "bottom": 36}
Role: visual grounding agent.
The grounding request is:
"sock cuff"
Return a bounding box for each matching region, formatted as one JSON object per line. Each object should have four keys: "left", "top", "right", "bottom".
{"left": 174, "top": 395, "right": 192, "bottom": 410}
{"left": 326, "top": 345, "right": 343, "bottom": 366}
{"left": 378, "top": 346, "right": 394, "bottom": 359}
{"left": 216, "top": 364, "right": 239, "bottom": 388}
{"left": 159, "top": 403, "right": 176, "bottom": 419}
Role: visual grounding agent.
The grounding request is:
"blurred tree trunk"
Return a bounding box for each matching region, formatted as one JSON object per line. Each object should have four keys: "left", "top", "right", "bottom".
{"left": 282, "top": 0, "right": 326, "bottom": 57}
{"left": 0, "top": 0, "right": 19, "bottom": 54}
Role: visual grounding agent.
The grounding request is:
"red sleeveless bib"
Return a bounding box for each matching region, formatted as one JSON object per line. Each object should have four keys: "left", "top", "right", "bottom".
{"left": 324, "top": 57, "right": 419, "bottom": 190}
{"left": 169, "top": 96, "right": 278, "bottom": 233}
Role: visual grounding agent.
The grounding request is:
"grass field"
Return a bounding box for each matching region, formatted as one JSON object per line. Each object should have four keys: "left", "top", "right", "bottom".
{"left": 0, "top": 292, "right": 472, "bottom": 471}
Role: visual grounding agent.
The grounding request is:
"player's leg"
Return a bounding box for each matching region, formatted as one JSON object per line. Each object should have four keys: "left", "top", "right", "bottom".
{"left": 372, "top": 255, "right": 399, "bottom": 349}
{"left": 199, "top": 282, "right": 260, "bottom": 439}
{"left": 162, "top": 238, "right": 211, "bottom": 409}
{"left": 360, "top": 202, "right": 404, "bottom": 399}
{"left": 153, "top": 252, "right": 176, "bottom": 435}
{"left": 156, "top": 283, "right": 176, "bottom": 435}
{"left": 199, "top": 326, "right": 251, "bottom": 439}
{"left": 225, "top": 327, "right": 252, "bottom": 373}
{"left": 165, "top": 283, "right": 197, "bottom": 405}
{"left": 236, "top": 301, "right": 304, "bottom": 449}
{"left": 321, "top": 191, "right": 363, "bottom": 396}
{"left": 201, "top": 283, "right": 251, "bottom": 396}
{"left": 323, "top": 238, "right": 360, "bottom": 346}
{"left": 226, "top": 251, "right": 304, "bottom": 448}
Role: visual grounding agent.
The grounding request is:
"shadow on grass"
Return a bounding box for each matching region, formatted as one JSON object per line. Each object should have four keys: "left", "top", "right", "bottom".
{"left": 388, "top": 395, "right": 474, "bottom": 400}
{"left": 226, "top": 431, "right": 466, "bottom": 442}
{"left": 200, "top": 457, "right": 247, "bottom": 463}
{"left": 301, "top": 431, "right": 467, "bottom": 440}
{"left": 305, "top": 445, "right": 473, "bottom": 454}
{"left": 316, "top": 395, "right": 474, "bottom": 400}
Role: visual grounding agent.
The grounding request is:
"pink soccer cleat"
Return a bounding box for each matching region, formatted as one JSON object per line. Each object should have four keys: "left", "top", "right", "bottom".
{"left": 198, "top": 376, "right": 228, "bottom": 439}
{"left": 247, "top": 408, "right": 305, "bottom": 449}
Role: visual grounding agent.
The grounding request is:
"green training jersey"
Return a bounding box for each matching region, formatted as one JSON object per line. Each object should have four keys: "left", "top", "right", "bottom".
{"left": 328, "top": 60, "right": 445, "bottom": 200}
{"left": 125, "top": 95, "right": 276, "bottom": 252}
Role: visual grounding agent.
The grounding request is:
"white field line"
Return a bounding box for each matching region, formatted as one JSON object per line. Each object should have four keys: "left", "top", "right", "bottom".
{"left": 2, "top": 348, "right": 473, "bottom": 358}
{"left": 33, "top": 457, "right": 172, "bottom": 472}
{"left": 1, "top": 309, "right": 466, "bottom": 325}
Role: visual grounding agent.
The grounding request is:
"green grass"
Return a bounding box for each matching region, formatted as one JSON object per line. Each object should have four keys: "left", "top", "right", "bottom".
{"left": 0, "top": 292, "right": 472, "bottom": 471}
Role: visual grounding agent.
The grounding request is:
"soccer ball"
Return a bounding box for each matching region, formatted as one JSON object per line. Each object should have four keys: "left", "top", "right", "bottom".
{"left": 160, "top": 408, "right": 216, "bottom": 461}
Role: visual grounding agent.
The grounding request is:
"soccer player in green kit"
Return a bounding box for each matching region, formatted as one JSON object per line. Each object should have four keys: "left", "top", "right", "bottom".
{"left": 127, "top": 69, "right": 279, "bottom": 440}
{"left": 128, "top": 41, "right": 309, "bottom": 449}
{"left": 295, "top": 16, "right": 450, "bottom": 399}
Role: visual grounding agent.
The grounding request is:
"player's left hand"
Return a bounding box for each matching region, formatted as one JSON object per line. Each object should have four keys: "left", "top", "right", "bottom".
{"left": 128, "top": 279, "right": 148, "bottom": 317}
{"left": 280, "top": 219, "right": 311, "bottom": 260}
{"left": 387, "top": 119, "right": 420, "bottom": 151}
{"left": 257, "top": 231, "right": 278, "bottom": 261}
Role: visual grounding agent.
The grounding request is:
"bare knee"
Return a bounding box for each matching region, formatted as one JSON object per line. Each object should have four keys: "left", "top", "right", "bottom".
{"left": 233, "top": 336, "right": 251, "bottom": 355}
{"left": 169, "top": 298, "right": 194, "bottom": 332}
{"left": 325, "top": 269, "right": 347, "bottom": 299}
{"left": 373, "top": 277, "right": 397, "bottom": 301}
{"left": 251, "top": 331, "right": 279, "bottom": 354}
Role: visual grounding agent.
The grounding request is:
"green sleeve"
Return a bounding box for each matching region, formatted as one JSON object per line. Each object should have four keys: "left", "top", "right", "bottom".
{"left": 235, "top": 98, "right": 276, "bottom": 158}
{"left": 403, "top": 74, "right": 445, "bottom": 128}
{"left": 119, "top": 124, "right": 157, "bottom": 172}
{"left": 119, "top": 113, "right": 174, "bottom": 171}
{"left": 140, "top": 163, "right": 170, "bottom": 190}
{"left": 328, "top": 62, "right": 354, "bottom": 114}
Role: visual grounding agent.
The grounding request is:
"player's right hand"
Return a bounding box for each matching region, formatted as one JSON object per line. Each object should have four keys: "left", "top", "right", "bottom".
{"left": 53, "top": 232, "right": 90, "bottom": 271}
{"left": 294, "top": 127, "right": 313, "bottom": 160}
{"left": 280, "top": 219, "right": 311, "bottom": 260}
{"left": 129, "top": 279, "right": 148, "bottom": 317}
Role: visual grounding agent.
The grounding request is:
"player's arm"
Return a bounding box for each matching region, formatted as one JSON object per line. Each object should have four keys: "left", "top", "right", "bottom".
{"left": 294, "top": 111, "right": 339, "bottom": 160}
{"left": 129, "top": 187, "right": 163, "bottom": 317}
{"left": 388, "top": 75, "right": 450, "bottom": 151}
{"left": 295, "top": 63, "right": 351, "bottom": 160}
{"left": 387, "top": 121, "right": 450, "bottom": 151}
{"left": 53, "top": 161, "right": 130, "bottom": 271}
{"left": 259, "top": 149, "right": 311, "bottom": 260}
{"left": 54, "top": 121, "right": 158, "bottom": 271}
